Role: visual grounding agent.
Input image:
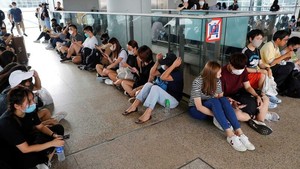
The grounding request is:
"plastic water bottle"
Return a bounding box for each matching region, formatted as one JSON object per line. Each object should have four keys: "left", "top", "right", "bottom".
{"left": 56, "top": 146, "right": 65, "bottom": 161}
{"left": 164, "top": 99, "right": 170, "bottom": 115}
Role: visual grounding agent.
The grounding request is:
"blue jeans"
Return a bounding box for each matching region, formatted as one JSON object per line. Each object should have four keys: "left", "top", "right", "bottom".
{"left": 136, "top": 82, "right": 179, "bottom": 110}
{"left": 189, "top": 97, "right": 240, "bottom": 130}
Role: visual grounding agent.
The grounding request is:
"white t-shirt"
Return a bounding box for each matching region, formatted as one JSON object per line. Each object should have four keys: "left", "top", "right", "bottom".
{"left": 118, "top": 49, "right": 128, "bottom": 68}
{"left": 83, "top": 36, "right": 98, "bottom": 49}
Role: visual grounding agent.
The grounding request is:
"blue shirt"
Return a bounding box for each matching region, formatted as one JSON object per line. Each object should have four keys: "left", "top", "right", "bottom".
{"left": 10, "top": 8, "right": 22, "bottom": 22}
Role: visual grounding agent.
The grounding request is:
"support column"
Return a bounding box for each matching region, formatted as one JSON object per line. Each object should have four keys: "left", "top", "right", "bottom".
{"left": 107, "top": 0, "right": 151, "bottom": 47}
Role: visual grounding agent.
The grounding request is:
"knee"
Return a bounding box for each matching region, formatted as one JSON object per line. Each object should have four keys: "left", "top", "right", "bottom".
{"left": 149, "top": 85, "right": 161, "bottom": 93}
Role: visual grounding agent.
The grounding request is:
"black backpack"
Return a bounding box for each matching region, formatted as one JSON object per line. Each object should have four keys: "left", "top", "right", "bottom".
{"left": 284, "top": 71, "right": 300, "bottom": 98}
{"left": 0, "top": 10, "right": 5, "bottom": 21}
{"left": 80, "top": 48, "right": 101, "bottom": 71}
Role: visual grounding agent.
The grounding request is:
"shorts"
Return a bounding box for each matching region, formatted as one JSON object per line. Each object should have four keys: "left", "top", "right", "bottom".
{"left": 231, "top": 89, "right": 259, "bottom": 117}
{"left": 248, "top": 72, "right": 261, "bottom": 89}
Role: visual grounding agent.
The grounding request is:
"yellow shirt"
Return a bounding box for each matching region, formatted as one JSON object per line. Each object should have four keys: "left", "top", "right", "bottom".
{"left": 260, "top": 41, "right": 281, "bottom": 67}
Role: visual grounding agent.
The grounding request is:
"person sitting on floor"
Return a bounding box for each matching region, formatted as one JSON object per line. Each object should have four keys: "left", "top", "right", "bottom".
{"left": 280, "top": 36, "right": 300, "bottom": 71}
{"left": 188, "top": 61, "right": 255, "bottom": 152}
{"left": 221, "top": 53, "right": 278, "bottom": 135}
{"left": 59, "top": 24, "right": 84, "bottom": 62}
{"left": 0, "top": 86, "right": 65, "bottom": 169}
{"left": 121, "top": 45, "right": 154, "bottom": 99}
{"left": 95, "top": 37, "right": 128, "bottom": 84}
{"left": 242, "top": 29, "right": 281, "bottom": 108}
{"left": 123, "top": 52, "right": 183, "bottom": 124}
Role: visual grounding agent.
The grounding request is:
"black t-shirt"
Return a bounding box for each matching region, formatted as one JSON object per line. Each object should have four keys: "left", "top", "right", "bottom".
{"left": 19, "top": 110, "right": 41, "bottom": 140}
{"left": 0, "top": 111, "right": 26, "bottom": 166}
{"left": 242, "top": 47, "right": 261, "bottom": 68}
{"left": 167, "top": 70, "right": 184, "bottom": 102}
{"left": 133, "top": 61, "right": 155, "bottom": 88}
{"left": 126, "top": 54, "right": 138, "bottom": 68}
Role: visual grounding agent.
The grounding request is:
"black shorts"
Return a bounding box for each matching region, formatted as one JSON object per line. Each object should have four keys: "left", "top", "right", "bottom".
{"left": 231, "top": 89, "right": 259, "bottom": 117}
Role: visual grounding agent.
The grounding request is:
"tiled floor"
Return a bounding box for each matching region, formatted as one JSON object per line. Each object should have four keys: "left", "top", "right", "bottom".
{"left": 23, "top": 28, "right": 300, "bottom": 169}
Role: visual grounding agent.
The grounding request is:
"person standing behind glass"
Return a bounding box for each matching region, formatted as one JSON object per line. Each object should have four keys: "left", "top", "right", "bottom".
{"left": 54, "top": 1, "right": 64, "bottom": 25}
{"left": 270, "top": 0, "right": 280, "bottom": 11}
{"left": 228, "top": 0, "right": 239, "bottom": 10}
{"left": 41, "top": 3, "right": 51, "bottom": 30}
{"left": 197, "top": 0, "right": 209, "bottom": 10}
{"left": 9, "top": 2, "right": 27, "bottom": 36}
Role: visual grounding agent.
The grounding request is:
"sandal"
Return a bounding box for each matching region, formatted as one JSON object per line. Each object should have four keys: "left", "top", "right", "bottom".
{"left": 135, "top": 116, "right": 152, "bottom": 124}
{"left": 122, "top": 108, "right": 138, "bottom": 116}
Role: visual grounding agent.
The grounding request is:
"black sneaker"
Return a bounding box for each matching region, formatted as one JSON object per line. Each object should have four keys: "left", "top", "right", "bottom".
{"left": 248, "top": 119, "right": 273, "bottom": 135}
{"left": 60, "top": 57, "right": 71, "bottom": 63}
{"left": 23, "top": 33, "right": 28, "bottom": 37}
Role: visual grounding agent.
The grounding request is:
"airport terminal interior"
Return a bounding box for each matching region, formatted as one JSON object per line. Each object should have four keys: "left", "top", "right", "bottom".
{"left": 1, "top": 0, "right": 300, "bottom": 169}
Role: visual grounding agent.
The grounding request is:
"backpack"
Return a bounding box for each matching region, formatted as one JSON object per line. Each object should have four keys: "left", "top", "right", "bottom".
{"left": 0, "top": 10, "right": 5, "bottom": 21}
{"left": 79, "top": 48, "right": 101, "bottom": 71}
{"left": 284, "top": 71, "right": 300, "bottom": 98}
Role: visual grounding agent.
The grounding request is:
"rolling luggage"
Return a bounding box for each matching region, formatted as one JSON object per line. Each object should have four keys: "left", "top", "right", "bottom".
{"left": 12, "top": 36, "right": 28, "bottom": 64}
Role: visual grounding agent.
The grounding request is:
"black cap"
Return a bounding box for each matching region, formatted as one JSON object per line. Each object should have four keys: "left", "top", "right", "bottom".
{"left": 158, "top": 52, "right": 177, "bottom": 66}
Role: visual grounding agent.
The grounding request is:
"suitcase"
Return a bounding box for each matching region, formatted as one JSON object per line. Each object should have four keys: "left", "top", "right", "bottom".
{"left": 12, "top": 36, "right": 28, "bottom": 64}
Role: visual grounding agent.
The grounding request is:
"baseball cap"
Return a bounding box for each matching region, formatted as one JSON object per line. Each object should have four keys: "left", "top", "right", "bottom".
{"left": 9, "top": 70, "right": 34, "bottom": 88}
{"left": 158, "top": 52, "right": 177, "bottom": 67}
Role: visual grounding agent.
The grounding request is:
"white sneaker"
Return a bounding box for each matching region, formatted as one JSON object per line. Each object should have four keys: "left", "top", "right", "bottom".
{"left": 265, "top": 112, "right": 280, "bottom": 122}
{"left": 42, "top": 40, "right": 49, "bottom": 43}
{"left": 227, "top": 135, "right": 247, "bottom": 152}
{"left": 52, "top": 111, "right": 68, "bottom": 122}
{"left": 104, "top": 79, "right": 114, "bottom": 85}
{"left": 33, "top": 40, "right": 40, "bottom": 43}
{"left": 239, "top": 134, "right": 255, "bottom": 151}
{"left": 36, "top": 163, "right": 49, "bottom": 169}
{"left": 45, "top": 44, "right": 54, "bottom": 50}
{"left": 268, "top": 102, "right": 278, "bottom": 109}
{"left": 213, "top": 117, "right": 233, "bottom": 131}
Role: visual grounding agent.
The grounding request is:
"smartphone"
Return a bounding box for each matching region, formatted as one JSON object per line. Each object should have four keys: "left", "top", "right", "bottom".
{"left": 63, "top": 134, "right": 70, "bottom": 140}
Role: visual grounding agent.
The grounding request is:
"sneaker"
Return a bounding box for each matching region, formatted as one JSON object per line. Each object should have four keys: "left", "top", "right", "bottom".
{"left": 96, "top": 76, "right": 109, "bottom": 82}
{"left": 45, "top": 45, "right": 54, "bottom": 50}
{"left": 248, "top": 119, "right": 273, "bottom": 135}
{"left": 268, "top": 95, "right": 282, "bottom": 104}
{"left": 42, "top": 40, "right": 49, "bottom": 43}
{"left": 265, "top": 112, "right": 280, "bottom": 122}
{"left": 33, "top": 40, "right": 40, "bottom": 43}
{"left": 268, "top": 102, "right": 278, "bottom": 109}
{"left": 226, "top": 135, "right": 247, "bottom": 152}
{"left": 239, "top": 134, "right": 255, "bottom": 151}
{"left": 128, "top": 97, "right": 136, "bottom": 103}
{"left": 60, "top": 57, "right": 71, "bottom": 62}
{"left": 52, "top": 111, "right": 68, "bottom": 122}
{"left": 23, "top": 33, "right": 28, "bottom": 37}
{"left": 124, "top": 91, "right": 129, "bottom": 96}
{"left": 104, "top": 79, "right": 114, "bottom": 85}
{"left": 36, "top": 163, "right": 49, "bottom": 169}
{"left": 213, "top": 117, "right": 233, "bottom": 131}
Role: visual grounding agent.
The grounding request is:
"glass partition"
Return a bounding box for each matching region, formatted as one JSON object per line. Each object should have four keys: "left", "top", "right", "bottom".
{"left": 52, "top": 11, "right": 293, "bottom": 94}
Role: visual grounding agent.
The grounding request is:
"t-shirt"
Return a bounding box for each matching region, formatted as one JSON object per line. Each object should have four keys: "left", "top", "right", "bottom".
{"left": 71, "top": 33, "right": 84, "bottom": 43}
{"left": 242, "top": 47, "right": 260, "bottom": 68}
{"left": 0, "top": 111, "right": 26, "bottom": 167}
{"left": 19, "top": 110, "right": 41, "bottom": 139}
{"left": 220, "top": 65, "right": 249, "bottom": 96}
{"left": 10, "top": 8, "right": 22, "bottom": 22}
{"left": 83, "top": 36, "right": 98, "bottom": 49}
{"left": 126, "top": 54, "right": 138, "bottom": 68}
{"left": 133, "top": 61, "right": 155, "bottom": 88}
{"left": 189, "top": 76, "right": 222, "bottom": 107}
{"left": 260, "top": 41, "right": 281, "bottom": 67}
{"left": 118, "top": 49, "right": 128, "bottom": 68}
{"left": 167, "top": 70, "right": 184, "bottom": 102}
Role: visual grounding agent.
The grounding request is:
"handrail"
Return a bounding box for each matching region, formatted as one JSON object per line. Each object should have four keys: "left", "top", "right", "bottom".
{"left": 51, "top": 10, "right": 292, "bottom": 19}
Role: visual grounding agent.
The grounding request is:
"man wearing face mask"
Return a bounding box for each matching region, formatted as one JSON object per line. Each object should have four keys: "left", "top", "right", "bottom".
{"left": 242, "top": 29, "right": 281, "bottom": 109}
{"left": 60, "top": 24, "right": 84, "bottom": 62}
{"left": 221, "top": 53, "right": 273, "bottom": 135}
{"left": 69, "top": 26, "right": 98, "bottom": 64}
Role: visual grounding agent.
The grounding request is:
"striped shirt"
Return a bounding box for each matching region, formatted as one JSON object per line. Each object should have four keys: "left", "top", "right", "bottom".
{"left": 189, "top": 76, "right": 222, "bottom": 107}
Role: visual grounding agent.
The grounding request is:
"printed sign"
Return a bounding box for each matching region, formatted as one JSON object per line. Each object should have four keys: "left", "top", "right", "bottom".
{"left": 206, "top": 18, "right": 222, "bottom": 42}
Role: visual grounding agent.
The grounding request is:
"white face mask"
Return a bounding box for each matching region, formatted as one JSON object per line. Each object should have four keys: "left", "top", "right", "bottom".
{"left": 232, "top": 68, "right": 244, "bottom": 75}
{"left": 110, "top": 45, "right": 116, "bottom": 52}
{"left": 128, "top": 50, "right": 134, "bottom": 55}
{"left": 199, "top": 1, "right": 205, "bottom": 6}
{"left": 252, "top": 39, "right": 262, "bottom": 48}
{"left": 68, "top": 30, "right": 73, "bottom": 35}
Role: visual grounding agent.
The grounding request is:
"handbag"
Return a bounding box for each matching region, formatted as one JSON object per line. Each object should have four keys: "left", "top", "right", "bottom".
{"left": 117, "top": 67, "right": 134, "bottom": 80}
{"left": 154, "top": 77, "right": 168, "bottom": 91}
{"left": 262, "top": 76, "right": 278, "bottom": 96}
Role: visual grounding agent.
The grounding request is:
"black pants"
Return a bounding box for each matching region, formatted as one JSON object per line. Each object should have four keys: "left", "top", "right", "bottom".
{"left": 271, "top": 62, "right": 294, "bottom": 91}
{"left": 231, "top": 89, "right": 259, "bottom": 118}
{"left": 15, "top": 124, "right": 64, "bottom": 169}
{"left": 36, "top": 32, "right": 51, "bottom": 41}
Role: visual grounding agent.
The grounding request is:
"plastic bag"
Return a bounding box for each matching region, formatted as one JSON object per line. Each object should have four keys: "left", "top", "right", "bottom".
{"left": 262, "top": 76, "right": 278, "bottom": 96}
{"left": 117, "top": 67, "right": 134, "bottom": 80}
{"left": 35, "top": 87, "right": 53, "bottom": 106}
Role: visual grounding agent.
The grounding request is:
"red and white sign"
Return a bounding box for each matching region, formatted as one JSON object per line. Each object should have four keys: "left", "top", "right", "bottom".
{"left": 206, "top": 18, "right": 222, "bottom": 42}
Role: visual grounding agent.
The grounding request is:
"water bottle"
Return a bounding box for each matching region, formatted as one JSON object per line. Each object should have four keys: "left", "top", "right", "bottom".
{"left": 56, "top": 146, "right": 65, "bottom": 161}
{"left": 164, "top": 99, "right": 170, "bottom": 115}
